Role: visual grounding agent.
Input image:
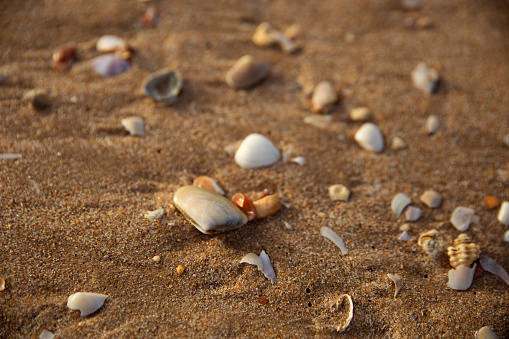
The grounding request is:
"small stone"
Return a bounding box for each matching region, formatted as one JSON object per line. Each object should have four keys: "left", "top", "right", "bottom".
{"left": 152, "top": 255, "right": 161, "bottom": 262}
{"left": 484, "top": 196, "right": 501, "bottom": 209}
{"left": 420, "top": 190, "right": 442, "bottom": 208}
{"left": 144, "top": 208, "right": 165, "bottom": 221}
{"left": 349, "top": 107, "right": 370, "bottom": 121}
{"left": 23, "top": 89, "right": 50, "bottom": 110}
{"left": 426, "top": 115, "right": 440, "bottom": 135}
{"left": 328, "top": 184, "right": 351, "bottom": 202}
{"left": 176, "top": 265, "right": 185, "bottom": 275}
{"left": 391, "top": 137, "right": 407, "bottom": 150}
{"left": 498, "top": 201, "right": 509, "bottom": 225}
{"left": 398, "top": 231, "right": 411, "bottom": 241}
{"left": 405, "top": 206, "right": 422, "bottom": 222}
{"left": 225, "top": 55, "right": 269, "bottom": 89}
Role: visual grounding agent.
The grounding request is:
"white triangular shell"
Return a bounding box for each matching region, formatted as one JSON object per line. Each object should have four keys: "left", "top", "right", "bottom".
{"left": 67, "top": 292, "right": 108, "bottom": 317}
{"left": 234, "top": 133, "right": 280, "bottom": 169}
{"left": 354, "top": 123, "right": 384, "bottom": 153}
{"left": 450, "top": 206, "right": 475, "bottom": 231}
{"left": 391, "top": 193, "right": 411, "bottom": 217}
{"left": 121, "top": 116, "right": 145, "bottom": 136}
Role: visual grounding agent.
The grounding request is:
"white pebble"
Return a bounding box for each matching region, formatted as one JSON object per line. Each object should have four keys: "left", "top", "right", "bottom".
{"left": 354, "top": 122, "right": 384, "bottom": 153}
{"left": 67, "top": 292, "right": 108, "bottom": 317}
{"left": 450, "top": 206, "right": 475, "bottom": 231}
{"left": 426, "top": 115, "right": 440, "bottom": 135}
{"left": 497, "top": 201, "right": 509, "bottom": 225}
{"left": 328, "top": 184, "right": 351, "bottom": 202}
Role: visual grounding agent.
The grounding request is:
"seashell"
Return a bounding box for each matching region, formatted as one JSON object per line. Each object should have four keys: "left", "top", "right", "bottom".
{"left": 401, "top": 0, "right": 422, "bottom": 10}
{"left": 447, "top": 263, "right": 476, "bottom": 290}
{"left": 176, "top": 265, "right": 185, "bottom": 275}
{"left": 480, "top": 255, "right": 509, "bottom": 286}
{"left": 39, "top": 330, "right": 54, "bottom": 339}
{"left": 404, "top": 206, "right": 422, "bottom": 221}
{"left": 140, "top": 6, "right": 157, "bottom": 27}
{"left": 0, "top": 277, "right": 5, "bottom": 291}
{"left": 121, "top": 116, "right": 145, "bottom": 136}
{"left": 0, "top": 154, "right": 22, "bottom": 160}
{"left": 67, "top": 292, "right": 108, "bottom": 317}
{"left": 225, "top": 55, "right": 269, "bottom": 89}
{"left": 504, "top": 230, "right": 509, "bottom": 242}
{"left": 420, "top": 190, "right": 442, "bottom": 208}
{"left": 23, "top": 89, "right": 50, "bottom": 110}
{"left": 328, "top": 184, "right": 350, "bottom": 202}
{"left": 320, "top": 227, "right": 348, "bottom": 255}
{"left": 411, "top": 62, "right": 439, "bottom": 94}
{"left": 330, "top": 294, "right": 353, "bottom": 333}
{"left": 349, "top": 107, "right": 370, "bottom": 122}
{"left": 447, "top": 234, "right": 480, "bottom": 268}
{"left": 304, "top": 114, "right": 333, "bottom": 129}
{"left": 391, "top": 193, "right": 412, "bottom": 217}
{"left": 240, "top": 253, "right": 264, "bottom": 271}
{"left": 231, "top": 193, "right": 257, "bottom": 221}
{"left": 253, "top": 194, "right": 282, "bottom": 219}
{"left": 143, "top": 69, "right": 182, "bottom": 104}
{"left": 93, "top": 54, "right": 130, "bottom": 77}
{"left": 193, "top": 176, "right": 225, "bottom": 195}
{"left": 418, "top": 229, "right": 445, "bottom": 258}
{"left": 290, "top": 156, "right": 305, "bottom": 165}
{"left": 354, "top": 123, "right": 384, "bottom": 153}
{"left": 484, "top": 196, "right": 501, "bottom": 209}
{"left": 252, "top": 22, "right": 298, "bottom": 54}
{"left": 400, "top": 223, "right": 411, "bottom": 232}
{"left": 398, "top": 231, "right": 411, "bottom": 241}
{"left": 450, "top": 206, "right": 475, "bottom": 231}
{"left": 234, "top": 133, "right": 280, "bottom": 169}
{"left": 259, "top": 250, "right": 276, "bottom": 283}
{"left": 96, "top": 35, "right": 126, "bottom": 53}
{"left": 425, "top": 115, "right": 440, "bottom": 135}
{"left": 391, "top": 136, "right": 407, "bottom": 150}
{"left": 504, "top": 134, "right": 509, "bottom": 148}
{"left": 312, "top": 81, "right": 338, "bottom": 113}
{"left": 284, "top": 24, "right": 302, "bottom": 40}
{"left": 144, "top": 208, "right": 165, "bottom": 221}
{"left": 497, "top": 201, "right": 509, "bottom": 225}
{"left": 173, "top": 185, "right": 248, "bottom": 234}
{"left": 52, "top": 42, "right": 77, "bottom": 71}
{"left": 475, "top": 326, "right": 499, "bottom": 339}
{"left": 386, "top": 273, "right": 402, "bottom": 298}
{"left": 152, "top": 255, "right": 161, "bottom": 262}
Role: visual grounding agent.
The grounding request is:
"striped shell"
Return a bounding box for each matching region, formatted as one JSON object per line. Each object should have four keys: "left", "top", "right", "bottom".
{"left": 173, "top": 186, "right": 248, "bottom": 234}
{"left": 447, "top": 234, "right": 481, "bottom": 268}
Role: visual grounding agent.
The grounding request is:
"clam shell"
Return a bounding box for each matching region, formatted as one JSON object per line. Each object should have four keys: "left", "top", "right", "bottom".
{"left": 234, "top": 133, "right": 280, "bottom": 169}
{"left": 420, "top": 190, "right": 442, "bottom": 208}
{"left": 391, "top": 193, "right": 411, "bottom": 217}
{"left": 144, "top": 69, "right": 182, "bottom": 104}
{"left": 354, "top": 123, "right": 384, "bottom": 153}
{"left": 96, "top": 35, "right": 126, "bottom": 52}
{"left": 450, "top": 206, "right": 475, "bottom": 231}
{"left": 312, "top": 81, "right": 338, "bottom": 113}
{"left": 93, "top": 54, "right": 130, "bottom": 77}
{"left": 225, "top": 55, "right": 269, "bottom": 89}
{"left": 173, "top": 186, "right": 248, "bottom": 234}
{"left": 447, "top": 234, "right": 480, "bottom": 268}
{"left": 121, "top": 116, "right": 145, "bottom": 136}
{"left": 67, "top": 292, "right": 108, "bottom": 317}
{"left": 497, "top": 201, "right": 509, "bottom": 225}
{"left": 411, "top": 62, "right": 439, "bottom": 94}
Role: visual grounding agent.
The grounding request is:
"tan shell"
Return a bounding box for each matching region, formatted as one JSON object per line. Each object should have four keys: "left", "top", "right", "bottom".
{"left": 253, "top": 194, "right": 282, "bottom": 219}
{"left": 417, "top": 229, "right": 444, "bottom": 258}
{"left": 192, "top": 176, "right": 225, "bottom": 195}
{"left": 447, "top": 234, "right": 481, "bottom": 268}
{"left": 225, "top": 55, "right": 269, "bottom": 89}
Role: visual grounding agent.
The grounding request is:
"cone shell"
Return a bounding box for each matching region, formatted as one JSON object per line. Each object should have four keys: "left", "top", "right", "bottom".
{"left": 234, "top": 133, "right": 280, "bottom": 169}
{"left": 253, "top": 194, "right": 282, "bottom": 219}
{"left": 354, "top": 123, "right": 384, "bottom": 153}
{"left": 173, "top": 186, "right": 248, "bottom": 234}
{"left": 225, "top": 55, "right": 269, "bottom": 89}
{"left": 418, "top": 229, "right": 444, "bottom": 258}
{"left": 447, "top": 234, "right": 480, "bottom": 268}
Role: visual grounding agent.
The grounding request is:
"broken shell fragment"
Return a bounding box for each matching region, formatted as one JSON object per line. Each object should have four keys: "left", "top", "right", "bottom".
{"left": 386, "top": 274, "right": 402, "bottom": 298}
{"left": 480, "top": 255, "right": 509, "bottom": 285}
{"left": 53, "top": 42, "right": 77, "bottom": 71}
{"left": 391, "top": 193, "right": 412, "bottom": 217}
{"left": 234, "top": 133, "right": 280, "bottom": 169}
{"left": 447, "top": 264, "right": 476, "bottom": 290}
{"left": 240, "top": 253, "right": 264, "bottom": 271}
{"left": 391, "top": 137, "right": 407, "bottom": 150}
{"left": 173, "top": 186, "right": 248, "bottom": 234}
{"left": 504, "top": 230, "right": 509, "bottom": 242}
{"left": 93, "top": 54, "right": 130, "bottom": 77}
{"left": 354, "top": 123, "right": 384, "bottom": 153}
{"left": 231, "top": 193, "right": 257, "bottom": 221}
{"left": 398, "top": 231, "right": 411, "bottom": 241}
{"left": 447, "top": 234, "right": 481, "bottom": 268}
{"left": 39, "top": 330, "right": 54, "bottom": 339}
{"left": 411, "top": 62, "right": 439, "bottom": 94}
{"left": 426, "top": 115, "right": 440, "bottom": 135}
{"left": 405, "top": 206, "right": 422, "bottom": 222}
{"left": 96, "top": 35, "right": 126, "bottom": 53}
{"left": 450, "top": 206, "right": 475, "bottom": 231}
{"left": 252, "top": 22, "right": 298, "bottom": 54}
{"left": 328, "top": 184, "right": 350, "bottom": 202}
{"left": 418, "top": 229, "right": 445, "bottom": 259}
{"left": 304, "top": 114, "right": 333, "bottom": 129}
{"left": 320, "top": 227, "right": 348, "bottom": 255}
{"left": 121, "top": 116, "right": 145, "bottom": 136}
{"left": 67, "top": 292, "right": 108, "bottom": 317}
{"left": 253, "top": 194, "right": 282, "bottom": 219}
{"left": 259, "top": 251, "right": 277, "bottom": 283}
{"left": 225, "top": 55, "right": 269, "bottom": 89}
{"left": 330, "top": 294, "right": 353, "bottom": 333}
{"left": 193, "top": 176, "right": 225, "bottom": 195}
{"left": 497, "top": 201, "right": 509, "bottom": 225}
{"left": 144, "top": 208, "right": 165, "bottom": 221}
{"left": 143, "top": 69, "right": 183, "bottom": 104}
{"left": 311, "top": 81, "right": 338, "bottom": 113}
{"left": 420, "top": 190, "right": 442, "bottom": 208}
{"left": 484, "top": 196, "right": 501, "bottom": 209}
{"left": 349, "top": 107, "right": 370, "bottom": 122}
{"left": 475, "top": 326, "right": 499, "bottom": 339}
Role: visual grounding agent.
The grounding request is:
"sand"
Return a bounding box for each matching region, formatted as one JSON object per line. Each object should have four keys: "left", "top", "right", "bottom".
{"left": 1, "top": 0, "right": 508, "bottom": 338}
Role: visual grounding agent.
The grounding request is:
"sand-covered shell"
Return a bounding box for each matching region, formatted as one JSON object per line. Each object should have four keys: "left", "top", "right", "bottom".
{"left": 173, "top": 186, "right": 248, "bottom": 234}
{"left": 234, "top": 133, "right": 280, "bottom": 169}
{"left": 420, "top": 190, "right": 442, "bottom": 208}
{"left": 67, "top": 292, "right": 108, "bottom": 317}
{"left": 447, "top": 234, "right": 481, "bottom": 268}
{"left": 391, "top": 193, "right": 412, "bottom": 217}
{"left": 450, "top": 206, "right": 475, "bottom": 231}
{"left": 193, "top": 176, "right": 225, "bottom": 195}
{"left": 121, "top": 116, "right": 145, "bottom": 136}
{"left": 253, "top": 194, "right": 282, "bottom": 219}
{"left": 418, "top": 229, "right": 445, "bottom": 258}
{"left": 93, "top": 54, "right": 130, "bottom": 77}
{"left": 312, "top": 81, "right": 338, "bottom": 113}
{"left": 144, "top": 69, "right": 182, "bottom": 104}
{"left": 225, "top": 55, "right": 269, "bottom": 89}
{"left": 411, "top": 62, "right": 439, "bottom": 94}
{"left": 497, "top": 201, "right": 509, "bottom": 225}
{"left": 354, "top": 123, "right": 384, "bottom": 153}
{"left": 96, "top": 35, "right": 126, "bottom": 53}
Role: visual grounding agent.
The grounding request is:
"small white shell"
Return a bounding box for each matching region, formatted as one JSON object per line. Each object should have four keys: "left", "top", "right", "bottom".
{"left": 398, "top": 231, "right": 411, "bottom": 241}
{"left": 405, "top": 206, "right": 422, "bottom": 222}
{"left": 447, "top": 264, "right": 476, "bottom": 290}
{"left": 411, "top": 62, "right": 439, "bottom": 94}
{"left": 96, "top": 35, "right": 126, "bottom": 52}
{"left": 386, "top": 273, "right": 402, "bottom": 298}
{"left": 354, "top": 123, "right": 384, "bottom": 153}
{"left": 497, "top": 201, "right": 509, "bottom": 225}
{"left": 391, "top": 193, "right": 412, "bottom": 217}
{"left": 349, "top": 107, "right": 370, "bottom": 122}
{"left": 234, "top": 133, "right": 280, "bottom": 169}
{"left": 320, "top": 227, "right": 348, "bottom": 255}
{"left": 67, "top": 292, "right": 108, "bottom": 317}
{"left": 290, "top": 156, "right": 305, "bottom": 165}
{"left": 312, "top": 81, "right": 338, "bottom": 113}
{"left": 330, "top": 294, "right": 353, "bottom": 333}
{"left": 328, "top": 184, "right": 350, "bottom": 202}
{"left": 259, "top": 250, "right": 276, "bottom": 283}
{"left": 475, "top": 326, "right": 499, "bottom": 339}
{"left": 391, "top": 137, "right": 407, "bottom": 150}
{"left": 240, "top": 253, "right": 264, "bottom": 271}
{"left": 504, "top": 230, "right": 509, "bottom": 242}
{"left": 480, "top": 255, "right": 509, "bottom": 285}
{"left": 450, "top": 206, "right": 475, "bottom": 231}
{"left": 121, "top": 116, "right": 145, "bottom": 136}
{"left": 426, "top": 115, "right": 440, "bottom": 135}
{"left": 420, "top": 190, "right": 442, "bottom": 208}
{"left": 39, "top": 330, "right": 55, "bottom": 339}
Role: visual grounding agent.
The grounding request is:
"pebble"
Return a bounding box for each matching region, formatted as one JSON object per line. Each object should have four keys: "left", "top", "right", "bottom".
{"left": 484, "top": 196, "right": 501, "bottom": 209}
{"left": 52, "top": 42, "right": 78, "bottom": 71}
{"left": 121, "top": 116, "right": 145, "bottom": 136}
{"left": 311, "top": 81, "right": 338, "bottom": 113}
{"left": 177, "top": 265, "right": 185, "bottom": 275}
{"left": 420, "top": 190, "right": 442, "bottom": 208}
{"left": 404, "top": 206, "right": 422, "bottom": 221}
{"left": 152, "top": 255, "right": 161, "bottom": 262}
{"left": 497, "top": 201, "right": 509, "bottom": 225}
{"left": 450, "top": 206, "right": 475, "bottom": 231}
{"left": 23, "top": 89, "right": 50, "bottom": 110}
{"left": 411, "top": 62, "right": 439, "bottom": 94}
{"left": 391, "top": 137, "right": 407, "bottom": 150}
{"left": 93, "top": 54, "right": 130, "bottom": 77}
{"left": 354, "top": 123, "right": 384, "bottom": 153}
{"left": 143, "top": 69, "right": 182, "bottom": 104}
{"left": 96, "top": 35, "right": 126, "bottom": 53}
{"left": 225, "top": 55, "right": 269, "bottom": 89}
{"left": 426, "top": 115, "right": 440, "bottom": 135}
{"left": 328, "top": 184, "right": 350, "bottom": 202}
{"left": 252, "top": 22, "right": 298, "bottom": 54}
{"left": 349, "top": 107, "right": 370, "bottom": 121}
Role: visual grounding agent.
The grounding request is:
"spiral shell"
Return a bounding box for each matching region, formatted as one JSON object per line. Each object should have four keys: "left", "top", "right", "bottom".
{"left": 173, "top": 186, "right": 248, "bottom": 234}
{"left": 447, "top": 234, "right": 481, "bottom": 268}
{"left": 418, "top": 229, "right": 444, "bottom": 259}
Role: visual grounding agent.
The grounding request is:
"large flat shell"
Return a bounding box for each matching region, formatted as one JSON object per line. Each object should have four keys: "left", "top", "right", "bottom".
{"left": 225, "top": 55, "right": 269, "bottom": 89}
{"left": 450, "top": 206, "right": 475, "bottom": 231}
{"left": 173, "top": 186, "right": 248, "bottom": 234}
{"left": 497, "top": 201, "right": 509, "bottom": 225}
{"left": 354, "top": 123, "right": 384, "bottom": 153}
{"left": 67, "top": 292, "right": 108, "bottom": 317}
{"left": 144, "top": 69, "right": 182, "bottom": 104}
{"left": 391, "top": 193, "right": 411, "bottom": 217}
{"left": 234, "top": 133, "right": 280, "bottom": 169}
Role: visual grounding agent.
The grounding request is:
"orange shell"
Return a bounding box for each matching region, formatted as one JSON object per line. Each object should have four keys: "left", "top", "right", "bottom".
{"left": 231, "top": 193, "right": 257, "bottom": 221}
{"left": 485, "top": 196, "right": 501, "bottom": 209}
{"left": 253, "top": 194, "right": 282, "bottom": 219}
{"left": 192, "top": 176, "right": 224, "bottom": 195}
